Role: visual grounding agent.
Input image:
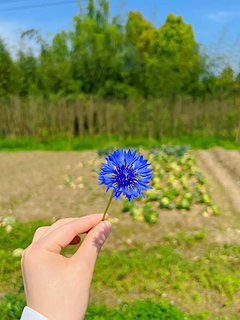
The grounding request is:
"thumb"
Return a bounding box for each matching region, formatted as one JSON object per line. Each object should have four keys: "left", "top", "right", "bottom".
{"left": 71, "top": 221, "right": 111, "bottom": 269}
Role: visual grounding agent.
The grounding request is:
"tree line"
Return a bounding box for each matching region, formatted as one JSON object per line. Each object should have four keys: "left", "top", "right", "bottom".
{"left": 0, "top": 0, "right": 239, "bottom": 100}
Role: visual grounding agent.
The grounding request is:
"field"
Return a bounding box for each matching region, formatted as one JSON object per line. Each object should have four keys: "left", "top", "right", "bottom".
{"left": 1, "top": 147, "right": 240, "bottom": 319}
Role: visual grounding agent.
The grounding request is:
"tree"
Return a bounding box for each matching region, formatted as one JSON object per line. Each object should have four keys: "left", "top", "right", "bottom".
{"left": 147, "top": 14, "right": 201, "bottom": 97}
{"left": 0, "top": 38, "right": 17, "bottom": 96}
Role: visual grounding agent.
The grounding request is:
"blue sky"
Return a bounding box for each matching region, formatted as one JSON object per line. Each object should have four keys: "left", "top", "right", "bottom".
{"left": 0, "top": 0, "right": 239, "bottom": 63}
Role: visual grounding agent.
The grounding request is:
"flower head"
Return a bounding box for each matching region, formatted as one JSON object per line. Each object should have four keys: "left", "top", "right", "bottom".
{"left": 99, "top": 149, "right": 154, "bottom": 202}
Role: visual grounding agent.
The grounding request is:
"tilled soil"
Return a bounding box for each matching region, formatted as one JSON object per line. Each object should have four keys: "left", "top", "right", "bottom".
{"left": 0, "top": 149, "right": 240, "bottom": 249}
{"left": 195, "top": 148, "right": 240, "bottom": 216}
{"left": 0, "top": 151, "right": 120, "bottom": 222}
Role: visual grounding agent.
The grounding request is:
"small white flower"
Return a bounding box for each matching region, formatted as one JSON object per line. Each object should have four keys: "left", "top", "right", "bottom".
{"left": 6, "top": 225, "right": 12, "bottom": 233}
{"left": 12, "top": 248, "right": 24, "bottom": 258}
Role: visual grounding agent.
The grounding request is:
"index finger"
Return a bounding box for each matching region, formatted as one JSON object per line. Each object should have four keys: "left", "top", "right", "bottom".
{"left": 39, "top": 213, "right": 107, "bottom": 254}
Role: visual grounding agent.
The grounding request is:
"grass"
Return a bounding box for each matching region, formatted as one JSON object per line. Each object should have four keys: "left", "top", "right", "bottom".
{"left": 0, "top": 134, "right": 240, "bottom": 152}
{"left": 0, "top": 294, "right": 208, "bottom": 320}
{"left": 92, "top": 236, "right": 240, "bottom": 305}
{"left": 0, "top": 220, "right": 239, "bottom": 319}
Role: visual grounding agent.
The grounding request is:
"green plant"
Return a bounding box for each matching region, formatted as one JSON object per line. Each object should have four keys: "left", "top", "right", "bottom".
{"left": 130, "top": 206, "right": 144, "bottom": 221}
{"left": 1, "top": 216, "right": 240, "bottom": 319}
{"left": 143, "top": 205, "right": 159, "bottom": 225}
{"left": 160, "top": 197, "right": 175, "bottom": 209}
{"left": 122, "top": 200, "right": 134, "bottom": 213}
{"left": 0, "top": 288, "right": 26, "bottom": 320}
{"left": 85, "top": 299, "right": 205, "bottom": 319}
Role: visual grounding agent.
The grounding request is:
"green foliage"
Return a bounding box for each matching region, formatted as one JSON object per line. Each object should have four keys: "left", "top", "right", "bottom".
{"left": 125, "top": 145, "right": 219, "bottom": 224}
{"left": 0, "top": 0, "right": 238, "bottom": 100}
{"left": 2, "top": 216, "right": 17, "bottom": 226}
{"left": 0, "top": 217, "right": 239, "bottom": 319}
{"left": 130, "top": 206, "right": 144, "bottom": 221}
{"left": 160, "top": 197, "right": 175, "bottom": 209}
{"left": 145, "top": 188, "right": 160, "bottom": 201}
{"left": 122, "top": 200, "right": 134, "bottom": 212}
{"left": 0, "top": 39, "right": 17, "bottom": 97}
{"left": 0, "top": 293, "right": 26, "bottom": 320}
{"left": 210, "top": 203, "right": 221, "bottom": 216}
{"left": 150, "top": 14, "right": 201, "bottom": 97}
{"left": 143, "top": 205, "right": 159, "bottom": 224}
{"left": 176, "top": 197, "right": 191, "bottom": 210}
{"left": 86, "top": 299, "right": 205, "bottom": 319}
{"left": 2, "top": 135, "right": 240, "bottom": 152}
{"left": 0, "top": 250, "right": 21, "bottom": 277}
{"left": 151, "top": 144, "right": 190, "bottom": 158}
{"left": 64, "top": 175, "right": 73, "bottom": 186}
{"left": 0, "top": 220, "right": 50, "bottom": 252}
{"left": 0, "top": 294, "right": 205, "bottom": 320}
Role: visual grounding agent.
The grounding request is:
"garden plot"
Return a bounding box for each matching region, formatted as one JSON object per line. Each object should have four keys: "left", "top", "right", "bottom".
{"left": 1, "top": 147, "right": 240, "bottom": 319}
{"left": 0, "top": 147, "right": 240, "bottom": 247}
{"left": 124, "top": 146, "right": 221, "bottom": 225}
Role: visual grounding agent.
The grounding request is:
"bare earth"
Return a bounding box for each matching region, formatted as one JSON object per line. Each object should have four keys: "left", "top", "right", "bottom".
{"left": 195, "top": 148, "right": 240, "bottom": 217}
{"left": 0, "top": 148, "right": 240, "bottom": 250}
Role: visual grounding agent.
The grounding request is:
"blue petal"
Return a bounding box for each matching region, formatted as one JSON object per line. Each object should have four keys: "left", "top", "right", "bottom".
{"left": 125, "top": 149, "right": 137, "bottom": 167}
{"left": 98, "top": 148, "right": 154, "bottom": 201}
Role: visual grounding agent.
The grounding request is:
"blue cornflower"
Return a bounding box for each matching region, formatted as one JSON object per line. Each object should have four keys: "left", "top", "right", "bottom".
{"left": 99, "top": 148, "right": 154, "bottom": 203}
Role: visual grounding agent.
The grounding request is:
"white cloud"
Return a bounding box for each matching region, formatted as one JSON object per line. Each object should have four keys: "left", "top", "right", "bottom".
{"left": 207, "top": 11, "right": 240, "bottom": 22}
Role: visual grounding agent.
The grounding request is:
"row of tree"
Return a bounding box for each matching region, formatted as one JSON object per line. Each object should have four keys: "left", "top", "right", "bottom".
{"left": 0, "top": 0, "right": 239, "bottom": 99}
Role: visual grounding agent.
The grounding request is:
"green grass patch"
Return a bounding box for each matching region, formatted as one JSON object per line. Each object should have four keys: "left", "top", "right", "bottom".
{"left": 0, "top": 220, "right": 51, "bottom": 252}
{"left": 0, "top": 294, "right": 210, "bottom": 320}
{"left": 85, "top": 299, "right": 207, "bottom": 320}
{"left": 92, "top": 238, "right": 240, "bottom": 301}
{"left": 1, "top": 134, "right": 240, "bottom": 151}
{"left": 0, "top": 219, "right": 239, "bottom": 319}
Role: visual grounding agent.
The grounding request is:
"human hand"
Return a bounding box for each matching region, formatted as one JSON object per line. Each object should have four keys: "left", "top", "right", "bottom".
{"left": 21, "top": 214, "right": 111, "bottom": 320}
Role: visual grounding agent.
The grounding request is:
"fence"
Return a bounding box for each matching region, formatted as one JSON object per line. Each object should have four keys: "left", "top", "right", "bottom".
{"left": 0, "top": 96, "right": 240, "bottom": 141}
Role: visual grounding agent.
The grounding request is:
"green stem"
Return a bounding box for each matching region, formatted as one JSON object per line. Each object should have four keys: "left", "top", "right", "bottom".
{"left": 102, "top": 189, "right": 114, "bottom": 221}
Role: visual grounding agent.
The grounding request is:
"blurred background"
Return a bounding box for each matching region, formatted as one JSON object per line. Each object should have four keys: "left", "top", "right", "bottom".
{"left": 0, "top": 0, "right": 240, "bottom": 149}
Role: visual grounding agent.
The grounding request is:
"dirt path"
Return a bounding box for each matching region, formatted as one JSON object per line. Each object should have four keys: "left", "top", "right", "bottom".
{"left": 195, "top": 148, "right": 240, "bottom": 216}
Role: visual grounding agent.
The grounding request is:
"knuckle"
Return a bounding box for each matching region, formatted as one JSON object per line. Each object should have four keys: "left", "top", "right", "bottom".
{"left": 22, "top": 242, "right": 40, "bottom": 261}
{"left": 34, "top": 226, "right": 47, "bottom": 236}
{"left": 37, "top": 226, "right": 46, "bottom": 232}
{"left": 34, "top": 226, "right": 45, "bottom": 235}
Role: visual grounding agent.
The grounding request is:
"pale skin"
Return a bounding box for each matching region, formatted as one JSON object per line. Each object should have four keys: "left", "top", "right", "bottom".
{"left": 21, "top": 214, "right": 111, "bottom": 320}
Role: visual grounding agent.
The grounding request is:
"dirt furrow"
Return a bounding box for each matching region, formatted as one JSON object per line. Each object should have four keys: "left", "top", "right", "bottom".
{"left": 210, "top": 148, "right": 240, "bottom": 182}
{"left": 196, "top": 149, "right": 240, "bottom": 216}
